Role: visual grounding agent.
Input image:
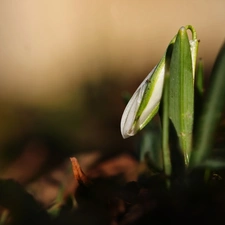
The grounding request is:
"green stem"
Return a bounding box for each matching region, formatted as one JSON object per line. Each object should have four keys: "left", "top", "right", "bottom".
{"left": 162, "top": 74, "right": 172, "bottom": 178}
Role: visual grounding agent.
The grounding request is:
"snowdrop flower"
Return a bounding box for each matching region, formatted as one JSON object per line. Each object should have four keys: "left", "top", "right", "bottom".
{"left": 120, "top": 56, "right": 166, "bottom": 139}
{"left": 120, "top": 25, "right": 198, "bottom": 139}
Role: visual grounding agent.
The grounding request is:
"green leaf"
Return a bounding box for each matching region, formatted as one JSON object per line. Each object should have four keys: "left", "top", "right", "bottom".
{"left": 190, "top": 42, "right": 225, "bottom": 167}
{"left": 195, "top": 59, "right": 204, "bottom": 95}
{"left": 194, "top": 59, "right": 204, "bottom": 130}
{"left": 169, "top": 27, "right": 194, "bottom": 166}
{"left": 168, "top": 28, "right": 194, "bottom": 165}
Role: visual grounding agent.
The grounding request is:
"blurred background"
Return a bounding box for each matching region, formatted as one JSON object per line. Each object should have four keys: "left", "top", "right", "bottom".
{"left": 0, "top": 0, "right": 224, "bottom": 206}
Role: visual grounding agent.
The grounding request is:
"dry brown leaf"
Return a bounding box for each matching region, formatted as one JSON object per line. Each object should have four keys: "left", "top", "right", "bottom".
{"left": 70, "top": 157, "right": 91, "bottom": 186}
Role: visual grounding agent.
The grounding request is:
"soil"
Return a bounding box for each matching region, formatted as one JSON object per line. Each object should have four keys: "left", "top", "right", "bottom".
{"left": 1, "top": 156, "right": 225, "bottom": 225}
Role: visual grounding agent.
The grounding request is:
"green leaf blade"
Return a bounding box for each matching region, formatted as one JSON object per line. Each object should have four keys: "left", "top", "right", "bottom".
{"left": 190, "top": 42, "right": 225, "bottom": 167}
{"left": 169, "top": 27, "right": 194, "bottom": 165}
{"left": 195, "top": 59, "right": 204, "bottom": 95}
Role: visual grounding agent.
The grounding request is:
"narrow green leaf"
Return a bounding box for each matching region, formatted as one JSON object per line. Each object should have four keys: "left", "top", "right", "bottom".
{"left": 190, "top": 42, "right": 225, "bottom": 167}
{"left": 169, "top": 27, "right": 194, "bottom": 166}
{"left": 195, "top": 59, "right": 204, "bottom": 95}
{"left": 194, "top": 59, "right": 205, "bottom": 132}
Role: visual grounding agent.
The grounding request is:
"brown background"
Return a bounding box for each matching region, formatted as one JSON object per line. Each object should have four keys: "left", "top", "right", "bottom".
{"left": 0, "top": 0, "right": 224, "bottom": 105}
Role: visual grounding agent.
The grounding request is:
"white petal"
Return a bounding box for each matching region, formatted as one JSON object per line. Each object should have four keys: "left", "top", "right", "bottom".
{"left": 120, "top": 66, "right": 157, "bottom": 138}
